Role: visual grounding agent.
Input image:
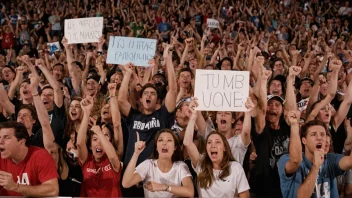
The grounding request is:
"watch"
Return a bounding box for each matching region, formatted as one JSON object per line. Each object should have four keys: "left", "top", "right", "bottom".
{"left": 166, "top": 185, "right": 171, "bottom": 192}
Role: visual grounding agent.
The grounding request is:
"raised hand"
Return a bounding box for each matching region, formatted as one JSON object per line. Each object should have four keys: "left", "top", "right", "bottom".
{"left": 262, "top": 69, "right": 272, "bottom": 80}
{"left": 90, "top": 125, "right": 103, "bottom": 135}
{"left": 289, "top": 66, "right": 302, "bottom": 77}
{"left": 15, "top": 66, "right": 27, "bottom": 76}
{"left": 255, "top": 56, "right": 265, "bottom": 66}
{"left": 120, "top": 62, "right": 134, "bottom": 73}
{"left": 287, "top": 110, "right": 301, "bottom": 126}
{"left": 61, "top": 37, "right": 70, "bottom": 48}
{"left": 134, "top": 132, "right": 146, "bottom": 155}
{"left": 148, "top": 59, "right": 156, "bottom": 68}
{"left": 313, "top": 150, "right": 325, "bottom": 168}
{"left": 29, "top": 73, "right": 40, "bottom": 92}
{"left": 245, "top": 97, "right": 255, "bottom": 112}
{"left": 108, "top": 83, "right": 117, "bottom": 97}
{"left": 80, "top": 96, "right": 94, "bottom": 114}
{"left": 329, "top": 59, "right": 342, "bottom": 71}
{"left": 35, "top": 59, "right": 46, "bottom": 68}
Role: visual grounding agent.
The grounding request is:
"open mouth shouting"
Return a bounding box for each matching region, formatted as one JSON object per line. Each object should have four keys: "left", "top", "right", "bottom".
{"left": 316, "top": 143, "right": 323, "bottom": 150}
{"left": 210, "top": 151, "right": 218, "bottom": 158}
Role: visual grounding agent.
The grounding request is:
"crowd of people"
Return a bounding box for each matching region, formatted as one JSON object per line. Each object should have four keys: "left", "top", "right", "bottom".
{"left": 0, "top": 0, "right": 352, "bottom": 197}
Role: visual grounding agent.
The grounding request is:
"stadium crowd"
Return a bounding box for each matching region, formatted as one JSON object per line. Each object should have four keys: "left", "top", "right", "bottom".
{"left": 0, "top": 0, "right": 352, "bottom": 197}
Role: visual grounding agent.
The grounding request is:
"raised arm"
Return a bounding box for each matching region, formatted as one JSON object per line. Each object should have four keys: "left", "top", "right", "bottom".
{"left": 62, "top": 37, "right": 81, "bottom": 93}
{"left": 332, "top": 79, "right": 352, "bottom": 130}
{"left": 297, "top": 150, "right": 324, "bottom": 197}
{"left": 36, "top": 59, "right": 63, "bottom": 108}
{"left": 241, "top": 98, "right": 254, "bottom": 146}
{"left": 76, "top": 96, "right": 94, "bottom": 165}
{"left": 285, "top": 66, "right": 301, "bottom": 112}
{"left": 117, "top": 63, "right": 133, "bottom": 117}
{"left": 164, "top": 45, "right": 177, "bottom": 112}
{"left": 108, "top": 83, "right": 124, "bottom": 159}
{"left": 254, "top": 70, "right": 271, "bottom": 134}
{"left": 306, "top": 60, "right": 340, "bottom": 122}
{"left": 285, "top": 111, "right": 302, "bottom": 174}
{"left": 7, "top": 65, "right": 25, "bottom": 100}
{"left": 122, "top": 132, "right": 145, "bottom": 188}
{"left": 90, "top": 125, "right": 121, "bottom": 172}
{"left": 30, "top": 72, "right": 55, "bottom": 153}
{"left": 0, "top": 83, "right": 15, "bottom": 116}
{"left": 183, "top": 99, "right": 200, "bottom": 168}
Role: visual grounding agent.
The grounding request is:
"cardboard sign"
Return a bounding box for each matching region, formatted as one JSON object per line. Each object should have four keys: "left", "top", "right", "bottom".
{"left": 64, "top": 17, "right": 103, "bottom": 44}
{"left": 207, "top": 18, "right": 219, "bottom": 28}
{"left": 106, "top": 36, "right": 157, "bottom": 66}
{"left": 194, "top": 70, "right": 250, "bottom": 111}
{"left": 47, "top": 42, "right": 61, "bottom": 54}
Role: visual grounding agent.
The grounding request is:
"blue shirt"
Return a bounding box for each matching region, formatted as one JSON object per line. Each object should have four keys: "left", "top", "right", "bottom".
{"left": 278, "top": 153, "right": 345, "bottom": 198}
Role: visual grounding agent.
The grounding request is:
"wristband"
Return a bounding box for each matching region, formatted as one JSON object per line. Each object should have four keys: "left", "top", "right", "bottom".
{"left": 32, "top": 92, "right": 39, "bottom": 97}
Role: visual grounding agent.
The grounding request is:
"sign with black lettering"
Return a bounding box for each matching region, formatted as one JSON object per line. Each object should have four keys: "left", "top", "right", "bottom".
{"left": 106, "top": 36, "right": 157, "bottom": 66}
{"left": 194, "top": 70, "right": 250, "bottom": 111}
{"left": 64, "top": 17, "right": 103, "bottom": 44}
{"left": 207, "top": 18, "right": 219, "bottom": 28}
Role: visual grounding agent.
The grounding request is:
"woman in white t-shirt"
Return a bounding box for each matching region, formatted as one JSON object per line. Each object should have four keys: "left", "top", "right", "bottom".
{"left": 122, "top": 129, "right": 194, "bottom": 198}
{"left": 183, "top": 99, "right": 250, "bottom": 198}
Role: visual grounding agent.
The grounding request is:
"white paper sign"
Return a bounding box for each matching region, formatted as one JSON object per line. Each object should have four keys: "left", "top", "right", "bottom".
{"left": 207, "top": 18, "right": 219, "bottom": 28}
{"left": 194, "top": 70, "right": 250, "bottom": 111}
{"left": 106, "top": 36, "right": 157, "bottom": 66}
{"left": 64, "top": 17, "right": 104, "bottom": 44}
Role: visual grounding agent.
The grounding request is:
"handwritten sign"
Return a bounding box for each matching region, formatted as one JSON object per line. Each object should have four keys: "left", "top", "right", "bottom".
{"left": 106, "top": 36, "right": 157, "bottom": 66}
{"left": 64, "top": 17, "right": 103, "bottom": 44}
{"left": 207, "top": 18, "right": 219, "bottom": 28}
{"left": 194, "top": 70, "right": 250, "bottom": 111}
{"left": 47, "top": 42, "right": 61, "bottom": 54}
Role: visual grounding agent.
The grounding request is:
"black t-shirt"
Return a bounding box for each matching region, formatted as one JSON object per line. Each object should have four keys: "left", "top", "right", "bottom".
{"left": 250, "top": 117, "right": 290, "bottom": 197}
{"left": 122, "top": 105, "right": 175, "bottom": 166}
{"left": 58, "top": 163, "right": 82, "bottom": 197}
{"left": 48, "top": 104, "right": 66, "bottom": 148}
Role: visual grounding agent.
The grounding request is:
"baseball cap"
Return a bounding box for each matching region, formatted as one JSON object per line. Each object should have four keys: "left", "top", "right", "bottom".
{"left": 268, "top": 74, "right": 286, "bottom": 86}
{"left": 296, "top": 77, "right": 314, "bottom": 89}
{"left": 176, "top": 97, "right": 192, "bottom": 109}
{"left": 87, "top": 73, "right": 100, "bottom": 83}
{"left": 267, "top": 95, "right": 285, "bottom": 104}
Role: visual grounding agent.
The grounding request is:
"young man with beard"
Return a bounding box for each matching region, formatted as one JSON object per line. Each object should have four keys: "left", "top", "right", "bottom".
{"left": 278, "top": 120, "right": 352, "bottom": 198}
{"left": 214, "top": 98, "right": 254, "bottom": 165}
{"left": 0, "top": 121, "right": 58, "bottom": 197}
{"left": 118, "top": 46, "right": 177, "bottom": 197}
{"left": 250, "top": 66, "right": 301, "bottom": 197}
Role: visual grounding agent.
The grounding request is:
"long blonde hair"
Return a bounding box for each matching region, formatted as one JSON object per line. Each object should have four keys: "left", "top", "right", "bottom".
{"left": 198, "top": 131, "right": 235, "bottom": 189}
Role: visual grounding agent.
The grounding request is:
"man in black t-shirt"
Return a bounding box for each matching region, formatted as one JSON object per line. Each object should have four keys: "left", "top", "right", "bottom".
{"left": 250, "top": 66, "right": 301, "bottom": 197}
{"left": 118, "top": 48, "right": 177, "bottom": 197}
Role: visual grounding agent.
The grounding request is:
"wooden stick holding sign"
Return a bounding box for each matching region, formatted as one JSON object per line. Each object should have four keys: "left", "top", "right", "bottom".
{"left": 194, "top": 70, "right": 250, "bottom": 112}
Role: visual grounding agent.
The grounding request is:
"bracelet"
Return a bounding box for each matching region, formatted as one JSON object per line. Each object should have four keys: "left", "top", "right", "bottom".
{"left": 32, "top": 92, "right": 39, "bottom": 97}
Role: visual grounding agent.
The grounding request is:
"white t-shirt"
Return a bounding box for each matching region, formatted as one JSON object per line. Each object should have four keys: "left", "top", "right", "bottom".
{"left": 227, "top": 135, "right": 249, "bottom": 165}
{"left": 135, "top": 159, "right": 192, "bottom": 198}
{"left": 193, "top": 160, "right": 250, "bottom": 198}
